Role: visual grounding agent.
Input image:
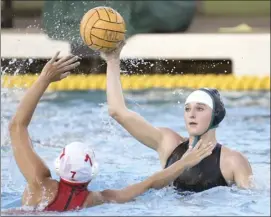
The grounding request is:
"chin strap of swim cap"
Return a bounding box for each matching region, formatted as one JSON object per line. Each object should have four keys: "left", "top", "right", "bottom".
{"left": 191, "top": 118, "right": 217, "bottom": 147}
{"left": 91, "top": 161, "right": 99, "bottom": 179}
{"left": 191, "top": 92, "right": 217, "bottom": 148}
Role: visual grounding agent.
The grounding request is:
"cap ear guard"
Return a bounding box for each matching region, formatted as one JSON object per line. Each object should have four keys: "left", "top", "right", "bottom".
{"left": 54, "top": 155, "right": 60, "bottom": 176}
{"left": 83, "top": 146, "right": 99, "bottom": 180}
{"left": 199, "top": 88, "right": 226, "bottom": 128}
{"left": 190, "top": 88, "right": 226, "bottom": 147}
{"left": 91, "top": 161, "right": 99, "bottom": 179}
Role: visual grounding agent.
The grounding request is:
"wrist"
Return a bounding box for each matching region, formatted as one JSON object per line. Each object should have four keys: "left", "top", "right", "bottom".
{"left": 107, "top": 58, "right": 120, "bottom": 65}
{"left": 37, "top": 75, "right": 51, "bottom": 86}
{"left": 147, "top": 174, "right": 156, "bottom": 189}
{"left": 179, "top": 159, "right": 189, "bottom": 170}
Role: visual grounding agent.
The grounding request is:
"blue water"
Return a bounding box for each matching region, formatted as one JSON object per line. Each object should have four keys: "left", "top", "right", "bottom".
{"left": 1, "top": 89, "right": 270, "bottom": 216}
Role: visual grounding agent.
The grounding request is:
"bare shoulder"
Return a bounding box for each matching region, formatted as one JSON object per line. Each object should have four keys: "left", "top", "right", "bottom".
{"left": 40, "top": 178, "right": 59, "bottom": 203}
{"left": 157, "top": 127, "right": 187, "bottom": 167}
{"left": 222, "top": 146, "right": 248, "bottom": 162}
{"left": 22, "top": 178, "right": 58, "bottom": 207}
{"left": 159, "top": 127, "right": 186, "bottom": 143}
{"left": 221, "top": 146, "right": 251, "bottom": 171}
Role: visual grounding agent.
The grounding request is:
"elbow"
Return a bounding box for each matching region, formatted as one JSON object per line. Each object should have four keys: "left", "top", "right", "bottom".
{"left": 115, "top": 196, "right": 128, "bottom": 204}
{"left": 8, "top": 118, "right": 26, "bottom": 133}
{"left": 108, "top": 107, "right": 127, "bottom": 120}
{"left": 8, "top": 119, "right": 17, "bottom": 132}
{"left": 108, "top": 108, "right": 119, "bottom": 119}
{"left": 112, "top": 191, "right": 130, "bottom": 204}
{"left": 102, "top": 190, "right": 128, "bottom": 204}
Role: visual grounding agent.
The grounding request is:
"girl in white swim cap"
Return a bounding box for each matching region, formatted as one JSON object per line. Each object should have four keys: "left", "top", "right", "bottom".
{"left": 8, "top": 52, "right": 214, "bottom": 213}
{"left": 102, "top": 43, "right": 253, "bottom": 193}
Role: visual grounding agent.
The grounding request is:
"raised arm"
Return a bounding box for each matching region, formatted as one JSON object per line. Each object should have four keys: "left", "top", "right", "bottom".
{"left": 88, "top": 140, "right": 214, "bottom": 206}
{"left": 102, "top": 45, "right": 165, "bottom": 152}
{"left": 8, "top": 52, "right": 80, "bottom": 187}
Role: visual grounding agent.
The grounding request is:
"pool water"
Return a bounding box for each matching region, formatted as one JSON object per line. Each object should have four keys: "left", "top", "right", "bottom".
{"left": 1, "top": 89, "right": 270, "bottom": 216}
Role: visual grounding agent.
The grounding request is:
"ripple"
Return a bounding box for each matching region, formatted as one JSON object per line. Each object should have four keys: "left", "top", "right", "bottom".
{"left": 1, "top": 90, "right": 270, "bottom": 216}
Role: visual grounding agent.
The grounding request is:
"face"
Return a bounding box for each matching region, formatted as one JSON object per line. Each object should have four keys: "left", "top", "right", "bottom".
{"left": 184, "top": 102, "right": 213, "bottom": 136}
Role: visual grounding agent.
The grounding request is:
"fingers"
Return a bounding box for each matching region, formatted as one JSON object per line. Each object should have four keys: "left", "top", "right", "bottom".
{"left": 56, "top": 55, "right": 74, "bottom": 65}
{"left": 57, "top": 61, "right": 80, "bottom": 73}
{"left": 49, "top": 51, "right": 60, "bottom": 63}
{"left": 58, "top": 55, "right": 80, "bottom": 68}
{"left": 193, "top": 139, "right": 202, "bottom": 150}
{"left": 114, "top": 41, "right": 125, "bottom": 55}
{"left": 100, "top": 53, "right": 107, "bottom": 61}
{"left": 198, "top": 143, "right": 215, "bottom": 157}
{"left": 100, "top": 40, "right": 125, "bottom": 61}
{"left": 183, "top": 144, "right": 192, "bottom": 157}
{"left": 59, "top": 71, "right": 71, "bottom": 80}
{"left": 200, "top": 149, "right": 213, "bottom": 159}
{"left": 116, "top": 40, "right": 126, "bottom": 50}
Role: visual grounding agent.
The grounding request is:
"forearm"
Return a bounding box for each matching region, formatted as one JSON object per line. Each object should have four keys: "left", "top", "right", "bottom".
{"left": 118, "top": 179, "right": 152, "bottom": 203}
{"left": 102, "top": 179, "right": 152, "bottom": 204}
{"left": 11, "top": 77, "right": 49, "bottom": 126}
{"left": 108, "top": 160, "right": 187, "bottom": 203}
{"left": 106, "top": 59, "right": 127, "bottom": 114}
{"left": 102, "top": 160, "right": 187, "bottom": 204}
{"left": 150, "top": 159, "right": 187, "bottom": 189}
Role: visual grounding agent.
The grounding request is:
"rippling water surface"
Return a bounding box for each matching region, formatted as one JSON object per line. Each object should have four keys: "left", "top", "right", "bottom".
{"left": 1, "top": 89, "right": 270, "bottom": 216}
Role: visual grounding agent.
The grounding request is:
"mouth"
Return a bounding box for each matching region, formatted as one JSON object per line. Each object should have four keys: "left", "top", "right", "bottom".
{"left": 189, "top": 122, "right": 198, "bottom": 126}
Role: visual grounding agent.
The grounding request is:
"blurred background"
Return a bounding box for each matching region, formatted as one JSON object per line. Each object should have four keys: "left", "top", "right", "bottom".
{"left": 1, "top": 0, "right": 270, "bottom": 77}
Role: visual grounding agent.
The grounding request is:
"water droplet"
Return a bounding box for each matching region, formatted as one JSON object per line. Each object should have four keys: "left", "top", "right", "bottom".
{"left": 9, "top": 58, "right": 16, "bottom": 65}
{"left": 28, "top": 59, "right": 33, "bottom": 65}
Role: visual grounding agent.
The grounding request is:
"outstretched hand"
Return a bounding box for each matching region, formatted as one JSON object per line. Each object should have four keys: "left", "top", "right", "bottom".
{"left": 180, "top": 139, "right": 215, "bottom": 169}
{"left": 39, "top": 51, "right": 80, "bottom": 83}
{"left": 100, "top": 41, "right": 126, "bottom": 62}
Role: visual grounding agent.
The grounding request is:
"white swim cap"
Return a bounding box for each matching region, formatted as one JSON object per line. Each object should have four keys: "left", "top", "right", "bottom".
{"left": 54, "top": 142, "right": 99, "bottom": 183}
{"left": 185, "top": 89, "right": 213, "bottom": 109}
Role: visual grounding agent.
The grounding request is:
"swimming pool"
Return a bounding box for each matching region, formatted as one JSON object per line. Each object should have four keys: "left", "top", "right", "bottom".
{"left": 1, "top": 88, "right": 270, "bottom": 216}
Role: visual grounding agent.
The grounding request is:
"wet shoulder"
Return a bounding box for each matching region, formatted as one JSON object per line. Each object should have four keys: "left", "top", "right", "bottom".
{"left": 158, "top": 127, "right": 187, "bottom": 167}
{"left": 220, "top": 145, "right": 240, "bottom": 183}
{"left": 22, "top": 178, "right": 58, "bottom": 208}
{"left": 41, "top": 179, "right": 59, "bottom": 207}
{"left": 159, "top": 127, "right": 186, "bottom": 145}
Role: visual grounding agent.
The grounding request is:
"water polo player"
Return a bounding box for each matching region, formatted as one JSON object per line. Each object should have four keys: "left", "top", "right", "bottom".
{"left": 8, "top": 52, "right": 214, "bottom": 212}
{"left": 102, "top": 43, "right": 253, "bottom": 193}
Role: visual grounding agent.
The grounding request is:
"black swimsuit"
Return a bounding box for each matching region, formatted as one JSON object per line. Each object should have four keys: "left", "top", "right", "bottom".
{"left": 165, "top": 140, "right": 228, "bottom": 192}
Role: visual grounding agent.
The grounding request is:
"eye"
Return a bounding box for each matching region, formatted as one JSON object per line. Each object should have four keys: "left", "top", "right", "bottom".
{"left": 197, "top": 107, "right": 204, "bottom": 111}
{"left": 185, "top": 107, "right": 190, "bottom": 112}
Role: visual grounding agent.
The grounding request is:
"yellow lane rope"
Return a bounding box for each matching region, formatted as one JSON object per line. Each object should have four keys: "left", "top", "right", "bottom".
{"left": 1, "top": 74, "right": 270, "bottom": 91}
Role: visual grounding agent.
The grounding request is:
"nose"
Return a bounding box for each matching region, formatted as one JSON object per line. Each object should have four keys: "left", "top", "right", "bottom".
{"left": 188, "top": 107, "right": 196, "bottom": 119}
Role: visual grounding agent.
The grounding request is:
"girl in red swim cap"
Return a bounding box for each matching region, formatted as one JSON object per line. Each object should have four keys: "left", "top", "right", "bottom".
{"left": 7, "top": 52, "right": 214, "bottom": 213}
